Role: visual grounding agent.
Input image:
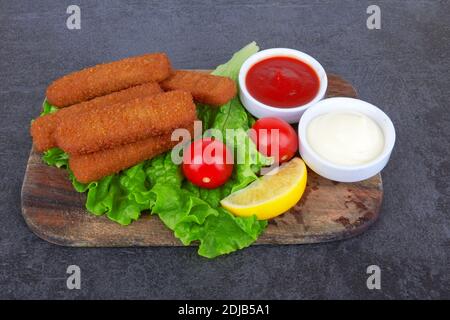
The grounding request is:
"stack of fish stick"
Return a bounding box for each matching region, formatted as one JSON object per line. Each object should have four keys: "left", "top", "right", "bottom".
{"left": 31, "top": 82, "right": 164, "bottom": 152}
{"left": 30, "top": 52, "right": 237, "bottom": 183}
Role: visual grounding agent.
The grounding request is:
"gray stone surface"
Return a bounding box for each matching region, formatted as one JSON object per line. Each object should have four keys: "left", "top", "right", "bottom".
{"left": 0, "top": 0, "right": 449, "bottom": 299}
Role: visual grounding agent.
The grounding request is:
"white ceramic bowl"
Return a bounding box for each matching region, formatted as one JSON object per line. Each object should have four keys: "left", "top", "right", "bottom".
{"left": 298, "top": 97, "right": 396, "bottom": 182}
{"left": 239, "top": 48, "right": 328, "bottom": 123}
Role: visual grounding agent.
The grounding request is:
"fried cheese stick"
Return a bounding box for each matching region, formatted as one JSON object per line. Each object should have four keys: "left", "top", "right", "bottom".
{"left": 46, "top": 53, "right": 171, "bottom": 107}
{"left": 69, "top": 123, "right": 194, "bottom": 183}
{"left": 31, "top": 83, "right": 163, "bottom": 152}
{"left": 55, "top": 90, "right": 196, "bottom": 155}
{"left": 160, "top": 70, "right": 237, "bottom": 106}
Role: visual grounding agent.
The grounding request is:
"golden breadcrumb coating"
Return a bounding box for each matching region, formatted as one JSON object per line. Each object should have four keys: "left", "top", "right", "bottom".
{"left": 160, "top": 70, "right": 237, "bottom": 106}
{"left": 30, "top": 113, "right": 58, "bottom": 152}
{"left": 31, "top": 83, "right": 162, "bottom": 152}
{"left": 54, "top": 90, "right": 196, "bottom": 155}
{"left": 69, "top": 123, "right": 194, "bottom": 183}
{"left": 46, "top": 53, "right": 171, "bottom": 107}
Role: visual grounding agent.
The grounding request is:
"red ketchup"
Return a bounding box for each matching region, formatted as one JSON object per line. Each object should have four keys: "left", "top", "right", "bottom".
{"left": 245, "top": 56, "right": 320, "bottom": 108}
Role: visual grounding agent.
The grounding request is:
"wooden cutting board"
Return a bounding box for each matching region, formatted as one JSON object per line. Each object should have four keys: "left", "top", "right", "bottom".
{"left": 21, "top": 73, "right": 383, "bottom": 247}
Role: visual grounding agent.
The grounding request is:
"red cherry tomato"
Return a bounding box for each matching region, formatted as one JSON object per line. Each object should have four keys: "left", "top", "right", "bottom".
{"left": 249, "top": 117, "right": 298, "bottom": 163}
{"left": 182, "top": 138, "right": 234, "bottom": 189}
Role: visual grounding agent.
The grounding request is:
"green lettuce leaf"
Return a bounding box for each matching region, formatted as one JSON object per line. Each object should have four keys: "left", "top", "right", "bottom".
{"left": 212, "top": 41, "right": 259, "bottom": 79}
{"left": 196, "top": 209, "right": 265, "bottom": 258}
{"left": 43, "top": 147, "right": 153, "bottom": 224}
{"left": 196, "top": 103, "right": 218, "bottom": 130}
{"left": 42, "top": 147, "right": 69, "bottom": 168}
{"left": 208, "top": 41, "right": 272, "bottom": 193}
{"left": 147, "top": 152, "right": 266, "bottom": 258}
{"left": 84, "top": 163, "right": 155, "bottom": 225}
{"left": 40, "top": 99, "right": 59, "bottom": 116}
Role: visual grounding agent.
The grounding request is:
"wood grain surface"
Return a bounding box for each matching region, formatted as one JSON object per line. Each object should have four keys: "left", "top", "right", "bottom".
{"left": 21, "top": 73, "right": 382, "bottom": 247}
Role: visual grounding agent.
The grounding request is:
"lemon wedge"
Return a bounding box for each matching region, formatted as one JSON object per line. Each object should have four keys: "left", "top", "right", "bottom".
{"left": 221, "top": 157, "right": 308, "bottom": 220}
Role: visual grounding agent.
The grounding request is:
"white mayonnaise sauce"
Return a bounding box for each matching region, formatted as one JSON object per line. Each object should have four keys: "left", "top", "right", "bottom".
{"left": 306, "top": 111, "right": 384, "bottom": 166}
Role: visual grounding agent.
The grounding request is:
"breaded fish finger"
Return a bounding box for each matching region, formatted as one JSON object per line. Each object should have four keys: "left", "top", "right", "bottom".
{"left": 55, "top": 90, "right": 196, "bottom": 155}
{"left": 30, "top": 113, "right": 59, "bottom": 152}
{"left": 160, "top": 70, "right": 237, "bottom": 106}
{"left": 31, "top": 83, "right": 163, "bottom": 152}
{"left": 69, "top": 123, "right": 194, "bottom": 183}
{"left": 46, "top": 53, "right": 171, "bottom": 107}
